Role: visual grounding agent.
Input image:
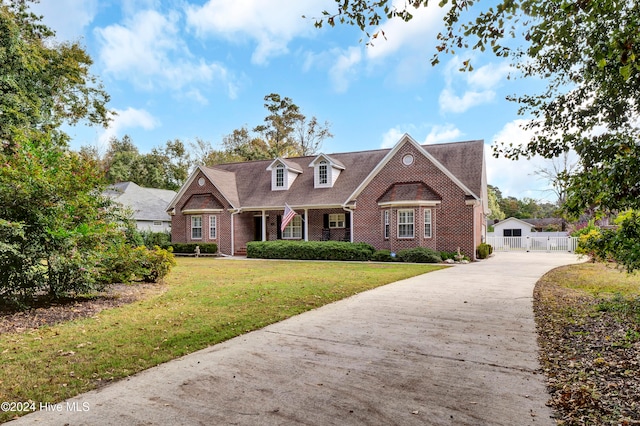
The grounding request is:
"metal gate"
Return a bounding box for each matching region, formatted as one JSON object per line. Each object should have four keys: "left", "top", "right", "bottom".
{"left": 486, "top": 236, "right": 578, "bottom": 253}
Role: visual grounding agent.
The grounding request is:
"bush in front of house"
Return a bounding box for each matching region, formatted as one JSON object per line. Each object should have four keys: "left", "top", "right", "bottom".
{"left": 371, "top": 249, "right": 397, "bottom": 262}
{"left": 476, "top": 243, "right": 493, "bottom": 259}
{"left": 135, "top": 245, "right": 177, "bottom": 282}
{"left": 167, "top": 243, "right": 218, "bottom": 254}
{"left": 247, "top": 240, "right": 375, "bottom": 261}
{"left": 397, "top": 247, "right": 442, "bottom": 263}
{"left": 140, "top": 230, "right": 171, "bottom": 249}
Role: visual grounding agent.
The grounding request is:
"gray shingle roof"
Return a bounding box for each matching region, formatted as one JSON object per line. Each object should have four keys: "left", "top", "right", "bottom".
{"left": 105, "top": 182, "right": 176, "bottom": 221}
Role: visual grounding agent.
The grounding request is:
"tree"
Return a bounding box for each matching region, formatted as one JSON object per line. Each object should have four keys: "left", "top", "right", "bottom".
{"left": 295, "top": 116, "right": 334, "bottom": 156}
{"left": 533, "top": 152, "right": 577, "bottom": 208}
{"left": 317, "top": 0, "right": 640, "bottom": 269}
{"left": 0, "top": 0, "right": 110, "bottom": 147}
{"left": 254, "top": 93, "right": 305, "bottom": 158}
{"left": 487, "top": 185, "right": 505, "bottom": 221}
{"left": 102, "top": 136, "right": 190, "bottom": 190}
{"left": 195, "top": 94, "right": 333, "bottom": 166}
{"left": 0, "top": 1, "right": 174, "bottom": 304}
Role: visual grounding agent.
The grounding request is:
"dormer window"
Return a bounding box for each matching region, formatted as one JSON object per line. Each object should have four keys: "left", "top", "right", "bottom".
{"left": 310, "top": 154, "right": 344, "bottom": 188}
{"left": 275, "top": 164, "right": 284, "bottom": 188}
{"left": 267, "top": 158, "right": 302, "bottom": 191}
{"left": 318, "top": 161, "right": 328, "bottom": 185}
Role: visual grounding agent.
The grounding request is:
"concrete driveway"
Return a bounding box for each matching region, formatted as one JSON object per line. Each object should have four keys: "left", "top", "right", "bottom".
{"left": 9, "top": 252, "right": 582, "bottom": 426}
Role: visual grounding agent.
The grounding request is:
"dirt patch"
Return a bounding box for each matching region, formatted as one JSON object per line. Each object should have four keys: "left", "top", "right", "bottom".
{"left": 534, "top": 277, "right": 640, "bottom": 425}
{"left": 0, "top": 283, "right": 167, "bottom": 334}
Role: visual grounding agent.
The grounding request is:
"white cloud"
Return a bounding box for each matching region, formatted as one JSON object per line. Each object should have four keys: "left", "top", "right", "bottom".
{"left": 98, "top": 108, "right": 160, "bottom": 147}
{"left": 439, "top": 88, "right": 496, "bottom": 114}
{"left": 365, "top": 2, "right": 446, "bottom": 62}
{"left": 329, "top": 47, "right": 363, "bottom": 93}
{"left": 487, "top": 119, "right": 556, "bottom": 201}
{"left": 185, "top": 0, "right": 330, "bottom": 65}
{"left": 95, "top": 9, "right": 236, "bottom": 98}
{"left": 381, "top": 127, "right": 406, "bottom": 148}
{"left": 439, "top": 57, "right": 512, "bottom": 114}
{"left": 29, "top": 0, "right": 98, "bottom": 41}
{"left": 423, "top": 124, "right": 463, "bottom": 144}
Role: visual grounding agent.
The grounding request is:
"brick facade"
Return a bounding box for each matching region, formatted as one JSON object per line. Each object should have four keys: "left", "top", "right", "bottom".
{"left": 169, "top": 136, "right": 487, "bottom": 259}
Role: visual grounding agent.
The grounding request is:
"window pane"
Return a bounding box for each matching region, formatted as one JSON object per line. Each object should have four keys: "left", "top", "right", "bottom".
{"left": 384, "top": 210, "right": 389, "bottom": 239}
{"left": 424, "top": 209, "right": 432, "bottom": 238}
{"left": 398, "top": 210, "right": 414, "bottom": 238}
{"left": 319, "top": 163, "right": 328, "bottom": 185}
{"left": 191, "top": 216, "right": 202, "bottom": 239}
{"left": 283, "top": 215, "right": 302, "bottom": 239}
{"left": 276, "top": 166, "right": 284, "bottom": 187}
{"left": 329, "top": 213, "right": 345, "bottom": 228}
{"left": 209, "top": 215, "right": 217, "bottom": 239}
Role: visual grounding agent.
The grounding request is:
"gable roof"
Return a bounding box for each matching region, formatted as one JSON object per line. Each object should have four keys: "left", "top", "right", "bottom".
{"left": 377, "top": 182, "right": 442, "bottom": 204}
{"left": 493, "top": 217, "right": 537, "bottom": 230}
{"left": 104, "top": 182, "right": 176, "bottom": 221}
{"left": 168, "top": 136, "right": 485, "bottom": 211}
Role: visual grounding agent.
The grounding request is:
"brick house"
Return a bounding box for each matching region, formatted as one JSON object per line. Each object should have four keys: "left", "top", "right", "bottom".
{"left": 166, "top": 134, "right": 489, "bottom": 259}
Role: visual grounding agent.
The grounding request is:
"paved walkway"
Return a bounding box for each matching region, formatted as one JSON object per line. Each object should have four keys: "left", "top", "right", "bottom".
{"left": 9, "top": 252, "right": 582, "bottom": 426}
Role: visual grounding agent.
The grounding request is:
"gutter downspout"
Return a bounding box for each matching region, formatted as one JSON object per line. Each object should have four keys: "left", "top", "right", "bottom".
{"left": 230, "top": 209, "right": 241, "bottom": 256}
{"left": 342, "top": 204, "right": 355, "bottom": 243}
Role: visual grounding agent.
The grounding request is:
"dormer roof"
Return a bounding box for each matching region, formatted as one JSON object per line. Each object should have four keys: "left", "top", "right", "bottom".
{"left": 308, "top": 153, "right": 345, "bottom": 170}
{"left": 266, "top": 157, "right": 303, "bottom": 173}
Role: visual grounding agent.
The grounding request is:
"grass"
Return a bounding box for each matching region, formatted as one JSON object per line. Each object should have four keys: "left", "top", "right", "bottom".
{"left": 534, "top": 262, "right": 640, "bottom": 424}
{"left": 0, "top": 258, "right": 442, "bottom": 422}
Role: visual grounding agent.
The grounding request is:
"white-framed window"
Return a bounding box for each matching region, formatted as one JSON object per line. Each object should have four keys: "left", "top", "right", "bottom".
{"left": 191, "top": 215, "right": 202, "bottom": 239}
{"left": 275, "top": 164, "right": 284, "bottom": 188}
{"left": 383, "top": 210, "right": 390, "bottom": 239}
{"left": 397, "top": 209, "right": 414, "bottom": 238}
{"left": 318, "top": 160, "right": 328, "bottom": 185}
{"left": 153, "top": 221, "right": 162, "bottom": 227}
{"left": 424, "top": 209, "right": 432, "bottom": 238}
{"left": 209, "top": 215, "right": 217, "bottom": 239}
{"left": 282, "top": 215, "right": 302, "bottom": 239}
{"left": 329, "top": 213, "right": 345, "bottom": 228}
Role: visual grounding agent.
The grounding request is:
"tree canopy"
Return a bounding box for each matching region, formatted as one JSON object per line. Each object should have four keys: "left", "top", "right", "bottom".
{"left": 194, "top": 93, "right": 333, "bottom": 166}
{"left": 1, "top": 1, "right": 173, "bottom": 305}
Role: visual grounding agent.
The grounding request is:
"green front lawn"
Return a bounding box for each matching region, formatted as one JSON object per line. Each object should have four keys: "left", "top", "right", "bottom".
{"left": 0, "top": 258, "right": 441, "bottom": 422}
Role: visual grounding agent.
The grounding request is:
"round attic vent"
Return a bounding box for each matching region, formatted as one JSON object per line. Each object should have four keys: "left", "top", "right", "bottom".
{"left": 198, "top": 177, "right": 205, "bottom": 186}
{"left": 402, "top": 154, "right": 414, "bottom": 166}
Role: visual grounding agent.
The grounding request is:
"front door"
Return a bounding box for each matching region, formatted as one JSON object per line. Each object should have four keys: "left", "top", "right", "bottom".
{"left": 254, "top": 216, "right": 268, "bottom": 241}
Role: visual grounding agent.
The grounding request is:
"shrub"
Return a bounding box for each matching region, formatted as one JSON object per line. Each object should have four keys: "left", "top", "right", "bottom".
{"left": 476, "top": 243, "right": 493, "bottom": 259}
{"left": 371, "top": 249, "right": 397, "bottom": 262}
{"left": 168, "top": 243, "right": 218, "bottom": 254}
{"left": 439, "top": 251, "right": 456, "bottom": 261}
{"left": 397, "top": 247, "right": 442, "bottom": 263}
{"left": 135, "top": 246, "right": 176, "bottom": 282}
{"left": 140, "top": 230, "right": 171, "bottom": 249}
{"left": 247, "top": 240, "right": 375, "bottom": 261}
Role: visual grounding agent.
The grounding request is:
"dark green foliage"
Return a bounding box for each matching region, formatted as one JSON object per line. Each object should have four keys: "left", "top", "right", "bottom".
{"left": 476, "top": 243, "right": 493, "bottom": 259}
{"left": 247, "top": 241, "right": 375, "bottom": 261}
{"left": 371, "top": 249, "right": 396, "bottom": 262}
{"left": 140, "top": 230, "right": 171, "bottom": 249}
{"left": 397, "top": 247, "right": 442, "bottom": 264}
{"left": 134, "top": 246, "right": 176, "bottom": 283}
{"left": 168, "top": 243, "right": 218, "bottom": 254}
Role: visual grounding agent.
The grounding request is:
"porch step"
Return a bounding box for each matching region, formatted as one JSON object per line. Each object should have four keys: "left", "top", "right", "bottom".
{"left": 235, "top": 247, "right": 247, "bottom": 256}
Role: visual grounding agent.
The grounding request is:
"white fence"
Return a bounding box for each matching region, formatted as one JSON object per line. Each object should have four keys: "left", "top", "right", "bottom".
{"left": 486, "top": 236, "right": 578, "bottom": 253}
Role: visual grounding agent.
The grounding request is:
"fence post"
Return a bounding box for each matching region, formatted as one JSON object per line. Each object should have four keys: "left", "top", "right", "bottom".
{"left": 546, "top": 237, "right": 550, "bottom": 252}
{"left": 526, "top": 236, "right": 530, "bottom": 252}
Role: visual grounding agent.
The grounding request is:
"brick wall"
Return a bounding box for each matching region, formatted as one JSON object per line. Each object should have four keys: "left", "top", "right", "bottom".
{"left": 352, "top": 143, "right": 478, "bottom": 259}
{"left": 172, "top": 143, "right": 485, "bottom": 259}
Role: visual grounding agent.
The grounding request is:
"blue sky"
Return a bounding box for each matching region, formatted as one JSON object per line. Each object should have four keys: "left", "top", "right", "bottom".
{"left": 32, "top": 0, "right": 561, "bottom": 202}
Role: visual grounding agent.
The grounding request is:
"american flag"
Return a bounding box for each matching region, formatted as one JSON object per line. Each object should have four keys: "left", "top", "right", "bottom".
{"left": 281, "top": 203, "right": 297, "bottom": 232}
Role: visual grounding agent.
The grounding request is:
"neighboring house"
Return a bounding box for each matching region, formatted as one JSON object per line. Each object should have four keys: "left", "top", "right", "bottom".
{"left": 167, "top": 134, "right": 489, "bottom": 259}
{"left": 491, "top": 217, "right": 537, "bottom": 237}
{"left": 522, "top": 217, "right": 565, "bottom": 232}
{"left": 104, "top": 182, "right": 176, "bottom": 232}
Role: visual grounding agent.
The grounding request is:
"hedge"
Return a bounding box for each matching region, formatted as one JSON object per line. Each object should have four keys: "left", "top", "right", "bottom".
{"left": 165, "top": 243, "right": 218, "bottom": 254}
{"left": 247, "top": 240, "right": 375, "bottom": 261}
{"left": 397, "top": 247, "right": 442, "bottom": 263}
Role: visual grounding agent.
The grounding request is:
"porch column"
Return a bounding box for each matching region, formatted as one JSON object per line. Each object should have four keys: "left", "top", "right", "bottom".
{"left": 261, "top": 210, "right": 267, "bottom": 241}
{"left": 304, "top": 208, "right": 308, "bottom": 241}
